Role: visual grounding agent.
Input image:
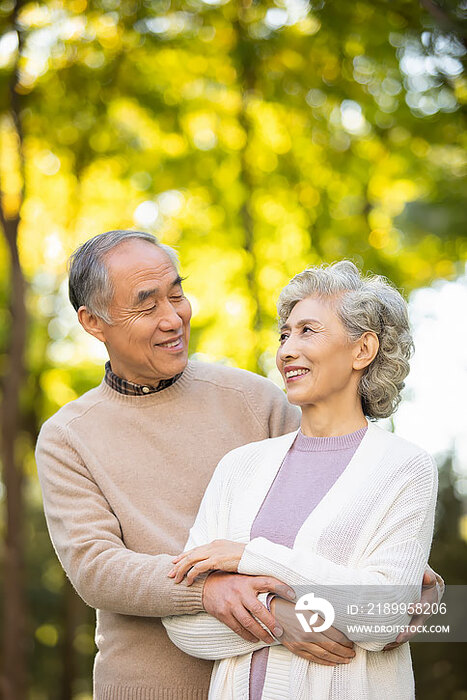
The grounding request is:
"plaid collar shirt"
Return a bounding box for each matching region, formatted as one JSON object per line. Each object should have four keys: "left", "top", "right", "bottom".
{"left": 104, "top": 361, "right": 182, "bottom": 396}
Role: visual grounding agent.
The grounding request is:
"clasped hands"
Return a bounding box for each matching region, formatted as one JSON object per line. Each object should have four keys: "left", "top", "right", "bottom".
{"left": 167, "top": 539, "right": 356, "bottom": 665}
{"left": 168, "top": 538, "right": 444, "bottom": 663}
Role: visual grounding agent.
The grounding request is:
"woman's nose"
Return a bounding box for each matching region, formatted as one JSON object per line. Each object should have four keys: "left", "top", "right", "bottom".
{"left": 278, "top": 336, "right": 299, "bottom": 361}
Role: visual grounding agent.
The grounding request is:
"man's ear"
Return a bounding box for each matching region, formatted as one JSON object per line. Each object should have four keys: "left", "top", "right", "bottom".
{"left": 353, "top": 332, "right": 379, "bottom": 371}
{"left": 77, "top": 306, "right": 107, "bottom": 343}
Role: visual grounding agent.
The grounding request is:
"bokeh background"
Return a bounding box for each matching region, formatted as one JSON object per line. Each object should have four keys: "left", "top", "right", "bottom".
{"left": 0, "top": 0, "right": 466, "bottom": 698}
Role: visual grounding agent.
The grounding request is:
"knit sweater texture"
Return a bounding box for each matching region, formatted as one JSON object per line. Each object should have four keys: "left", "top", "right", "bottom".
{"left": 35, "top": 360, "right": 300, "bottom": 700}
{"left": 162, "top": 423, "right": 438, "bottom": 700}
{"left": 249, "top": 427, "right": 367, "bottom": 700}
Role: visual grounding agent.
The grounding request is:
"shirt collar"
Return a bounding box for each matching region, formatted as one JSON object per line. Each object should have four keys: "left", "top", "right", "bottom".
{"left": 104, "top": 361, "right": 182, "bottom": 396}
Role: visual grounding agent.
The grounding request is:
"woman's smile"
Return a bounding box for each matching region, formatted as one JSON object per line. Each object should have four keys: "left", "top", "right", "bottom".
{"left": 283, "top": 366, "right": 311, "bottom": 382}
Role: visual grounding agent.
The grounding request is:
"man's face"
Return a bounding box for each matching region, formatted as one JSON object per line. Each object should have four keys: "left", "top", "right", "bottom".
{"left": 94, "top": 240, "right": 192, "bottom": 385}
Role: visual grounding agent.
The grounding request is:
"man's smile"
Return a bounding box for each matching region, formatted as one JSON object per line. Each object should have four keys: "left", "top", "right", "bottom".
{"left": 155, "top": 335, "right": 184, "bottom": 350}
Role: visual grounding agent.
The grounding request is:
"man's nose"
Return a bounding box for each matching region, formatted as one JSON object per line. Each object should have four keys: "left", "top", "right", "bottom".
{"left": 159, "top": 300, "right": 183, "bottom": 331}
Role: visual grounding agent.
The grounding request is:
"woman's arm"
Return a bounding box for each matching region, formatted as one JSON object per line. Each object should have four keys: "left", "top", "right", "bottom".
{"left": 237, "top": 452, "right": 438, "bottom": 649}
{"left": 162, "top": 592, "right": 276, "bottom": 660}
{"left": 169, "top": 451, "right": 437, "bottom": 651}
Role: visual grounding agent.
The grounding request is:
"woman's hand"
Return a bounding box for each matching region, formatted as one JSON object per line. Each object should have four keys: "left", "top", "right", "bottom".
{"left": 270, "top": 597, "right": 356, "bottom": 666}
{"left": 168, "top": 540, "right": 246, "bottom": 585}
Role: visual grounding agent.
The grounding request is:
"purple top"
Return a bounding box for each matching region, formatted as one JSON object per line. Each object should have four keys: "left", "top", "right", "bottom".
{"left": 248, "top": 426, "right": 367, "bottom": 700}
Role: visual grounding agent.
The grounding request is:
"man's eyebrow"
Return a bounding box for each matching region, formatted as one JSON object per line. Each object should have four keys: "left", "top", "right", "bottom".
{"left": 135, "top": 288, "right": 158, "bottom": 306}
{"left": 280, "top": 318, "right": 321, "bottom": 331}
{"left": 134, "top": 276, "right": 185, "bottom": 306}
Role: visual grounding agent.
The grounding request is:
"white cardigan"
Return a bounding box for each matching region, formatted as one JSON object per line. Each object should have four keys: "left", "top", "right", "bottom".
{"left": 162, "top": 422, "right": 437, "bottom": 699}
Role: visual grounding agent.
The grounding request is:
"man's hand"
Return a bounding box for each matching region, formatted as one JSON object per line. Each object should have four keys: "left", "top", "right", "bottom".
{"left": 202, "top": 571, "right": 294, "bottom": 644}
{"left": 383, "top": 565, "right": 445, "bottom": 651}
{"left": 271, "top": 597, "right": 356, "bottom": 667}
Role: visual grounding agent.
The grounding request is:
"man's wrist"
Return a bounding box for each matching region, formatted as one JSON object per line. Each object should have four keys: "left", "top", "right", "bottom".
{"left": 201, "top": 571, "right": 215, "bottom": 610}
{"left": 171, "top": 570, "right": 208, "bottom": 614}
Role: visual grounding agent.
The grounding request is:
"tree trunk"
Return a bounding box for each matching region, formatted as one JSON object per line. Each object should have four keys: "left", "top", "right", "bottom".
{"left": 233, "top": 0, "right": 263, "bottom": 373}
{"left": 0, "top": 215, "right": 28, "bottom": 700}
{"left": 0, "top": 1, "right": 28, "bottom": 695}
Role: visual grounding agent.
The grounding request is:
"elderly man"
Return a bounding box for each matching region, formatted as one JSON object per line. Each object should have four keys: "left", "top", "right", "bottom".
{"left": 36, "top": 230, "right": 441, "bottom": 699}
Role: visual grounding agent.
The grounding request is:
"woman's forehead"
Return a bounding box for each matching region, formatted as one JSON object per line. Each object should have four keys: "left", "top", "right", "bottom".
{"left": 286, "top": 295, "right": 338, "bottom": 324}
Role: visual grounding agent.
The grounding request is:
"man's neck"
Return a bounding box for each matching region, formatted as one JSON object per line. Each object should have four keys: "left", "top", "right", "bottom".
{"left": 104, "top": 361, "right": 182, "bottom": 396}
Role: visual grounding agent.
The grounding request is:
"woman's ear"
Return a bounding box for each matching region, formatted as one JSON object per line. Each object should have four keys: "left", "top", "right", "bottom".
{"left": 353, "top": 332, "right": 379, "bottom": 370}
{"left": 77, "top": 306, "right": 107, "bottom": 343}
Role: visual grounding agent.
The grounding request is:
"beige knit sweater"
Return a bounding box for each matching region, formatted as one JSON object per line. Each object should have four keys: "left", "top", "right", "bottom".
{"left": 35, "top": 361, "right": 299, "bottom": 700}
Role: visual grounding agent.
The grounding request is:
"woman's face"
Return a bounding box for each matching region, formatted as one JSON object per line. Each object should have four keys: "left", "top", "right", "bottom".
{"left": 276, "top": 295, "right": 361, "bottom": 408}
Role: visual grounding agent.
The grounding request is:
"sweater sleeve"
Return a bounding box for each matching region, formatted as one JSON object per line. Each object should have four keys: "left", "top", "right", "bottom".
{"left": 238, "top": 452, "right": 438, "bottom": 650}
{"left": 35, "top": 418, "right": 206, "bottom": 618}
{"left": 162, "top": 451, "right": 274, "bottom": 659}
{"left": 266, "top": 387, "right": 301, "bottom": 438}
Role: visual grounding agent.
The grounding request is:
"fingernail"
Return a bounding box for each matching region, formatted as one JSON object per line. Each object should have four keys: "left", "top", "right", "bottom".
{"left": 273, "top": 626, "right": 283, "bottom": 637}
{"left": 286, "top": 589, "right": 295, "bottom": 600}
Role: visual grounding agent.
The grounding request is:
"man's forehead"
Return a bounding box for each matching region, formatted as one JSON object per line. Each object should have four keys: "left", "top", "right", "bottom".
{"left": 104, "top": 243, "right": 178, "bottom": 298}
{"left": 105, "top": 240, "right": 172, "bottom": 269}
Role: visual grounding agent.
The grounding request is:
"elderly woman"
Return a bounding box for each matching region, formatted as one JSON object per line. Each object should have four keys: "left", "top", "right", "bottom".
{"left": 162, "top": 261, "right": 437, "bottom": 700}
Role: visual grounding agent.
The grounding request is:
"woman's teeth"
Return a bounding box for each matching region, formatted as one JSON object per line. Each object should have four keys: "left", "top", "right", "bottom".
{"left": 285, "top": 369, "right": 309, "bottom": 378}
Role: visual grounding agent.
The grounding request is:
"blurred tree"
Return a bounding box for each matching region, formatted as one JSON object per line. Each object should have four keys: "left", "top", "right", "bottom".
{"left": 8, "top": 0, "right": 462, "bottom": 372}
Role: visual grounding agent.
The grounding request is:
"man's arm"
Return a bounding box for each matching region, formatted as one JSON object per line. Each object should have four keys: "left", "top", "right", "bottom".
{"left": 383, "top": 566, "right": 445, "bottom": 650}
{"left": 163, "top": 579, "right": 281, "bottom": 659}
{"left": 163, "top": 568, "right": 356, "bottom": 665}
{"left": 36, "top": 418, "right": 205, "bottom": 617}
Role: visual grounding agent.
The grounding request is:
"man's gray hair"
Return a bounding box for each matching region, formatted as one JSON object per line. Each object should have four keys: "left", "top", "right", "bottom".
{"left": 277, "top": 260, "right": 414, "bottom": 420}
{"left": 68, "top": 230, "right": 179, "bottom": 324}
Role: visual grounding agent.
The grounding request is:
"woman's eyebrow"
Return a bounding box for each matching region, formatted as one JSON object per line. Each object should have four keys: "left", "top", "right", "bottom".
{"left": 297, "top": 318, "right": 321, "bottom": 326}
{"left": 280, "top": 318, "right": 321, "bottom": 330}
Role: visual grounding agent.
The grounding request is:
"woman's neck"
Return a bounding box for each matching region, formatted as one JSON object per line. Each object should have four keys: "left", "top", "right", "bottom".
{"left": 300, "top": 400, "right": 367, "bottom": 438}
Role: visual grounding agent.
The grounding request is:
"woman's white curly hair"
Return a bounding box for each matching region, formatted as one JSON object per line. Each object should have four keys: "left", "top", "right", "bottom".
{"left": 277, "top": 261, "right": 414, "bottom": 419}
